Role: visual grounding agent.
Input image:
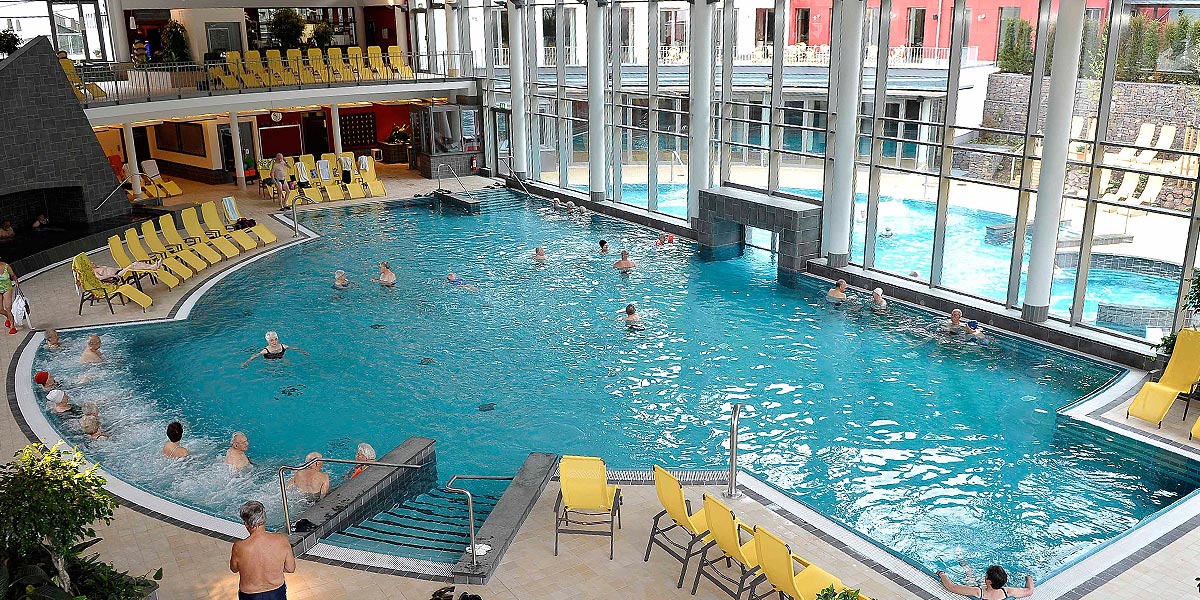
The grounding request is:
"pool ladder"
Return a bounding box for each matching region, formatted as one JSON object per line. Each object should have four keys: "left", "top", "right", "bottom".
{"left": 435, "top": 163, "right": 474, "bottom": 201}
{"left": 445, "top": 474, "right": 515, "bottom": 570}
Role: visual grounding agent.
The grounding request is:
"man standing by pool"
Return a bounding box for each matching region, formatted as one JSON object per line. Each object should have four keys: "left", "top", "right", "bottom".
{"left": 230, "top": 501, "right": 295, "bottom": 600}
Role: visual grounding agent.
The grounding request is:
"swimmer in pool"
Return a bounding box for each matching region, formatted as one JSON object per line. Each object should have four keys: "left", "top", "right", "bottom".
{"left": 612, "top": 250, "right": 636, "bottom": 272}
{"left": 225, "top": 432, "right": 251, "bottom": 471}
{"left": 532, "top": 247, "right": 547, "bottom": 261}
{"left": 879, "top": 227, "right": 894, "bottom": 238}
{"left": 163, "top": 421, "right": 189, "bottom": 458}
{"left": 289, "top": 451, "right": 331, "bottom": 498}
{"left": 47, "top": 389, "right": 71, "bottom": 415}
{"left": 870, "top": 288, "right": 888, "bottom": 313}
{"left": 333, "top": 269, "right": 355, "bottom": 290}
{"left": 371, "top": 261, "right": 397, "bottom": 287}
{"left": 599, "top": 239, "right": 610, "bottom": 254}
{"left": 942, "top": 309, "right": 984, "bottom": 339}
{"left": 33, "top": 370, "right": 58, "bottom": 391}
{"left": 826, "top": 279, "right": 849, "bottom": 303}
{"left": 80, "top": 334, "right": 103, "bottom": 364}
{"left": 242, "top": 331, "right": 308, "bottom": 367}
{"left": 444, "top": 272, "right": 480, "bottom": 292}
{"left": 80, "top": 414, "right": 106, "bottom": 440}
{"left": 44, "top": 329, "right": 61, "bottom": 350}
{"left": 618, "top": 303, "right": 643, "bottom": 326}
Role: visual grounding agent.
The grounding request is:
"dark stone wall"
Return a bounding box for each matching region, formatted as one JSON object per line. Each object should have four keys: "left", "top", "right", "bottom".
{"left": 696, "top": 187, "right": 822, "bottom": 282}
{"left": 0, "top": 38, "right": 128, "bottom": 225}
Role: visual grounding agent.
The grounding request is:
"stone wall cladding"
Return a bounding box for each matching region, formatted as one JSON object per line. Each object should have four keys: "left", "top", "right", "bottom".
{"left": 1055, "top": 251, "right": 1182, "bottom": 280}
{"left": 0, "top": 38, "right": 129, "bottom": 224}
{"left": 696, "top": 187, "right": 822, "bottom": 280}
{"left": 964, "top": 73, "right": 1200, "bottom": 211}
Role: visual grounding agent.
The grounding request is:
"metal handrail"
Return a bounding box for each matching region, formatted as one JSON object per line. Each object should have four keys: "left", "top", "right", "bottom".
{"left": 277, "top": 457, "right": 425, "bottom": 535}
{"left": 435, "top": 163, "right": 473, "bottom": 198}
{"left": 722, "top": 403, "right": 742, "bottom": 499}
{"left": 287, "top": 187, "right": 314, "bottom": 238}
{"left": 94, "top": 175, "right": 133, "bottom": 212}
{"left": 667, "top": 150, "right": 686, "bottom": 181}
{"left": 498, "top": 156, "right": 533, "bottom": 198}
{"left": 445, "top": 474, "right": 515, "bottom": 568}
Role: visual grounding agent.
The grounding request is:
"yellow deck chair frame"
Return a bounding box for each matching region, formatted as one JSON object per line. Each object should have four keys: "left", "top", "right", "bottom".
{"left": 182, "top": 207, "right": 240, "bottom": 259}
{"left": 107, "top": 235, "right": 172, "bottom": 289}
{"left": 201, "top": 201, "right": 258, "bottom": 250}
{"left": 306, "top": 48, "right": 329, "bottom": 82}
{"left": 1128, "top": 329, "right": 1200, "bottom": 427}
{"left": 367, "top": 46, "right": 393, "bottom": 79}
{"left": 347, "top": 46, "right": 374, "bottom": 80}
{"left": 265, "top": 49, "right": 297, "bottom": 85}
{"left": 554, "top": 455, "right": 622, "bottom": 560}
{"left": 753, "top": 526, "right": 856, "bottom": 600}
{"left": 388, "top": 46, "right": 415, "bottom": 79}
{"left": 645, "top": 465, "right": 711, "bottom": 588}
{"left": 72, "top": 253, "right": 152, "bottom": 315}
{"left": 157, "top": 215, "right": 218, "bottom": 267}
{"left": 327, "top": 47, "right": 355, "bottom": 82}
{"left": 691, "top": 494, "right": 761, "bottom": 599}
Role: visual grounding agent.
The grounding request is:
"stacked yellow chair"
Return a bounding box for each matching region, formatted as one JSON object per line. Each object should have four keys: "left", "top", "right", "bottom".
{"left": 554, "top": 455, "right": 622, "bottom": 560}
{"left": 1127, "top": 328, "right": 1200, "bottom": 427}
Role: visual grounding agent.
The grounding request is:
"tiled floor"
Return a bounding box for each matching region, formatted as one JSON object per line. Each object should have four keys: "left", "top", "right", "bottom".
{"left": 0, "top": 166, "right": 1194, "bottom": 599}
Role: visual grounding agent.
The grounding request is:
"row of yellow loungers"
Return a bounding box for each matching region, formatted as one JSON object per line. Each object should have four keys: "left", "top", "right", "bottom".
{"left": 1126, "top": 328, "right": 1200, "bottom": 439}
{"left": 209, "top": 46, "right": 416, "bottom": 90}
{"left": 646, "top": 466, "right": 869, "bottom": 600}
{"left": 93, "top": 200, "right": 277, "bottom": 314}
{"left": 281, "top": 153, "right": 387, "bottom": 204}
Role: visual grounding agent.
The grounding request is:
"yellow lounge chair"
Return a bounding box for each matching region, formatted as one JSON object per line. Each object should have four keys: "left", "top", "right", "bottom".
{"left": 306, "top": 48, "right": 329, "bottom": 82}
{"left": 645, "top": 465, "right": 711, "bottom": 588}
{"left": 208, "top": 65, "right": 242, "bottom": 90}
{"left": 1191, "top": 415, "right": 1200, "bottom": 440}
{"left": 327, "top": 47, "right": 355, "bottom": 82}
{"left": 182, "top": 207, "right": 240, "bottom": 258}
{"left": 358, "top": 155, "right": 387, "bottom": 196}
{"left": 140, "top": 219, "right": 181, "bottom": 258}
{"left": 159, "top": 214, "right": 221, "bottom": 266}
{"left": 316, "top": 160, "right": 346, "bottom": 201}
{"left": 554, "top": 455, "right": 622, "bottom": 559}
{"left": 220, "top": 197, "right": 277, "bottom": 245}
{"left": 388, "top": 45, "right": 415, "bottom": 79}
{"left": 141, "top": 160, "right": 183, "bottom": 196}
{"left": 202, "top": 201, "right": 258, "bottom": 250}
{"left": 690, "top": 494, "right": 760, "bottom": 599}
{"left": 265, "top": 49, "right": 297, "bottom": 85}
{"left": 1127, "top": 329, "right": 1200, "bottom": 427}
{"left": 754, "top": 526, "right": 855, "bottom": 600}
{"left": 347, "top": 46, "right": 374, "bottom": 81}
{"left": 287, "top": 49, "right": 317, "bottom": 84}
{"left": 124, "top": 229, "right": 162, "bottom": 263}
{"left": 72, "top": 253, "right": 152, "bottom": 315}
{"left": 244, "top": 50, "right": 271, "bottom": 86}
{"left": 368, "top": 46, "right": 393, "bottom": 79}
{"left": 107, "top": 235, "right": 176, "bottom": 289}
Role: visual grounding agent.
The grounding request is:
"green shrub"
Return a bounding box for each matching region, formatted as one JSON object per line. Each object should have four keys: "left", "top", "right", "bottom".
{"left": 161, "top": 19, "right": 191, "bottom": 62}
{"left": 311, "top": 22, "right": 334, "bottom": 49}
{"left": 268, "top": 8, "right": 306, "bottom": 50}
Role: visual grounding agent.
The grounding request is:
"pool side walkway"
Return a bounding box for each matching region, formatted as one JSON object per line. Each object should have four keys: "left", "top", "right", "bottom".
{"left": 0, "top": 170, "right": 1192, "bottom": 599}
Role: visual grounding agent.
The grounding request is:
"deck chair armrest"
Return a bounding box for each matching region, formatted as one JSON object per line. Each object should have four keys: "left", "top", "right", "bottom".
{"left": 736, "top": 521, "right": 754, "bottom": 543}
{"left": 183, "top": 235, "right": 201, "bottom": 244}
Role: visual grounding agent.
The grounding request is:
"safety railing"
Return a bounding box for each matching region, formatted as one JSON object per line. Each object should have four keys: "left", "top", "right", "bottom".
{"left": 723, "top": 402, "right": 742, "bottom": 499}
{"left": 65, "top": 51, "right": 476, "bottom": 107}
{"left": 277, "top": 457, "right": 426, "bottom": 535}
{"left": 445, "top": 474, "right": 515, "bottom": 568}
{"left": 435, "top": 163, "right": 474, "bottom": 199}
{"left": 500, "top": 156, "right": 535, "bottom": 198}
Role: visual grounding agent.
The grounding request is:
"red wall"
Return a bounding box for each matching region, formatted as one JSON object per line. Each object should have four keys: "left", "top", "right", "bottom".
{"left": 363, "top": 6, "right": 398, "bottom": 48}
{"left": 786, "top": 0, "right": 1110, "bottom": 62}
{"left": 255, "top": 105, "right": 413, "bottom": 156}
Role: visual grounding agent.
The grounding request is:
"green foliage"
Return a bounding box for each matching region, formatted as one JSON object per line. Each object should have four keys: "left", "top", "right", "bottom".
{"left": 997, "top": 18, "right": 1034, "bottom": 75}
{"left": 814, "top": 585, "right": 862, "bottom": 600}
{"left": 0, "top": 443, "right": 117, "bottom": 591}
{"left": 161, "top": 20, "right": 191, "bottom": 63}
{"left": 66, "top": 551, "right": 160, "bottom": 599}
{"left": 268, "top": 8, "right": 306, "bottom": 50}
{"left": 1153, "top": 331, "right": 1177, "bottom": 355}
{"left": 310, "top": 22, "right": 333, "bottom": 49}
{"left": 0, "top": 29, "right": 18, "bottom": 55}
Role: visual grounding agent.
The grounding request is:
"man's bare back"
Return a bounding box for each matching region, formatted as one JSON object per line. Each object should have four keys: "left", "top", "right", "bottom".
{"left": 230, "top": 528, "right": 295, "bottom": 595}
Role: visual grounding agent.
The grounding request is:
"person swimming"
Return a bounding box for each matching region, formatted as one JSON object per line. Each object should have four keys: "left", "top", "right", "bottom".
{"left": 612, "top": 250, "right": 636, "bottom": 272}
{"left": 599, "top": 239, "right": 610, "bottom": 254}
{"left": 532, "top": 247, "right": 547, "bottom": 261}
{"left": 826, "top": 279, "right": 849, "bottom": 304}
{"left": 371, "top": 261, "right": 397, "bottom": 287}
{"left": 870, "top": 288, "right": 888, "bottom": 313}
{"left": 333, "top": 270, "right": 353, "bottom": 290}
{"left": 618, "top": 303, "right": 646, "bottom": 330}
{"left": 444, "top": 272, "right": 480, "bottom": 292}
{"left": 879, "top": 227, "right": 894, "bottom": 238}
{"left": 242, "top": 331, "right": 309, "bottom": 367}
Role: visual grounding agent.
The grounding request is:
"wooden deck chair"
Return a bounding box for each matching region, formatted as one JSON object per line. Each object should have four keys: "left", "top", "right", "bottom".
{"left": 182, "top": 207, "right": 240, "bottom": 258}
{"left": 72, "top": 253, "right": 152, "bottom": 315}
{"left": 644, "top": 466, "right": 711, "bottom": 588}
{"left": 367, "top": 46, "right": 393, "bottom": 79}
{"left": 753, "top": 526, "right": 860, "bottom": 600}
{"left": 1128, "top": 329, "right": 1200, "bottom": 427}
{"left": 306, "top": 48, "right": 329, "bottom": 82}
{"left": 1137, "top": 125, "right": 1177, "bottom": 165}
{"left": 327, "top": 47, "right": 355, "bottom": 82}
{"left": 141, "top": 160, "right": 183, "bottom": 196}
{"left": 202, "top": 201, "right": 258, "bottom": 250}
{"left": 1110, "top": 123, "right": 1156, "bottom": 164}
{"left": 316, "top": 160, "right": 346, "bottom": 201}
{"left": 208, "top": 65, "right": 242, "bottom": 90}
{"left": 347, "top": 46, "right": 374, "bottom": 80}
{"left": 690, "top": 494, "right": 760, "bottom": 598}
{"left": 265, "top": 49, "right": 298, "bottom": 85}
{"left": 156, "top": 215, "right": 218, "bottom": 267}
{"left": 555, "top": 456, "right": 622, "bottom": 560}
{"left": 388, "top": 46, "right": 415, "bottom": 79}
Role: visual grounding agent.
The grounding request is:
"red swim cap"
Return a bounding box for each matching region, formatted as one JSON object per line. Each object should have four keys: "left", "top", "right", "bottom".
{"left": 34, "top": 371, "right": 48, "bottom": 385}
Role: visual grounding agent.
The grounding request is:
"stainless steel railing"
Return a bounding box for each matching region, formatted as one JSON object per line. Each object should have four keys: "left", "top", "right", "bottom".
{"left": 722, "top": 403, "right": 742, "bottom": 499}
{"left": 66, "top": 51, "right": 476, "bottom": 107}
{"left": 445, "top": 474, "right": 515, "bottom": 568}
{"left": 435, "top": 163, "right": 474, "bottom": 198}
{"left": 498, "top": 156, "right": 534, "bottom": 198}
{"left": 277, "top": 457, "right": 425, "bottom": 535}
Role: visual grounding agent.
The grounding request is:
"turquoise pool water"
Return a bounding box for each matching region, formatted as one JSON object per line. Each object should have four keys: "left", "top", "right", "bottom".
{"left": 33, "top": 193, "right": 1195, "bottom": 580}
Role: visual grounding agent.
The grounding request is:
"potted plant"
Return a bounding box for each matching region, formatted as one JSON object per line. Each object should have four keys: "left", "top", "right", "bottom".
{"left": 0, "top": 29, "right": 21, "bottom": 56}
{"left": 1153, "top": 280, "right": 1200, "bottom": 362}
{"left": 815, "top": 585, "right": 863, "bottom": 600}
{"left": 0, "top": 443, "right": 162, "bottom": 598}
{"left": 160, "top": 20, "right": 204, "bottom": 88}
{"left": 268, "top": 8, "right": 306, "bottom": 51}
{"left": 310, "top": 22, "right": 334, "bottom": 49}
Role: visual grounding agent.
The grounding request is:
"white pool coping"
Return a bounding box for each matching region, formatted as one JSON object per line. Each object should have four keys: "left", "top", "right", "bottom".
{"left": 8, "top": 198, "right": 1195, "bottom": 597}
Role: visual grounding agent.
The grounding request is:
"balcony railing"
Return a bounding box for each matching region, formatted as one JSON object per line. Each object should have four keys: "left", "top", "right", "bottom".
{"left": 540, "top": 46, "right": 579, "bottom": 67}
{"left": 65, "top": 51, "right": 476, "bottom": 106}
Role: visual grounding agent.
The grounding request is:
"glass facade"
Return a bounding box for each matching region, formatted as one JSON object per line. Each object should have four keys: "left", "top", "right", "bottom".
{"left": 478, "top": 0, "right": 1199, "bottom": 345}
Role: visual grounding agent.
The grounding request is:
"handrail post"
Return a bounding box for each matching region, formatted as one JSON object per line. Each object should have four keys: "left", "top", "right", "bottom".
{"left": 446, "top": 476, "right": 478, "bottom": 568}
{"left": 723, "top": 403, "right": 742, "bottom": 499}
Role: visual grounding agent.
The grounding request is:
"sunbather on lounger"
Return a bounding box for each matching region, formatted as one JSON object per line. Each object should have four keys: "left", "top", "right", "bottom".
{"left": 93, "top": 259, "right": 163, "bottom": 281}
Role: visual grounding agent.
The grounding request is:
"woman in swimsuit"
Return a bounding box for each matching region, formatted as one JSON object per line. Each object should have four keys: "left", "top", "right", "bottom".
{"left": 443, "top": 272, "right": 479, "bottom": 292}
{"left": 0, "top": 257, "right": 19, "bottom": 334}
{"left": 242, "top": 331, "right": 309, "bottom": 367}
{"left": 938, "top": 566, "right": 1034, "bottom": 599}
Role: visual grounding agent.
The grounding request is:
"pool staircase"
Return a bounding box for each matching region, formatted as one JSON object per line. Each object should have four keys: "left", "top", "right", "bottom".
{"left": 287, "top": 437, "right": 556, "bottom": 583}
{"left": 434, "top": 185, "right": 533, "bottom": 213}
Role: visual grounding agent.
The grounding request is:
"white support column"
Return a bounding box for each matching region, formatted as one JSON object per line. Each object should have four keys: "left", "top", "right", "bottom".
{"left": 229, "top": 112, "right": 246, "bottom": 191}
{"left": 508, "top": 0, "right": 530, "bottom": 179}
{"left": 686, "top": 0, "right": 714, "bottom": 222}
{"left": 1023, "top": 0, "right": 1086, "bottom": 322}
{"left": 122, "top": 122, "right": 141, "bottom": 198}
{"left": 108, "top": 0, "right": 130, "bottom": 62}
{"left": 331, "top": 103, "right": 343, "bottom": 157}
{"left": 825, "top": 0, "right": 866, "bottom": 268}
{"left": 395, "top": 7, "right": 409, "bottom": 55}
{"left": 445, "top": 0, "right": 461, "bottom": 76}
{"left": 425, "top": 4, "right": 437, "bottom": 72}
{"left": 354, "top": 5, "right": 367, "bottom": 49}
{"left": 586, "top": 0, "right": 607, "bottom": 204}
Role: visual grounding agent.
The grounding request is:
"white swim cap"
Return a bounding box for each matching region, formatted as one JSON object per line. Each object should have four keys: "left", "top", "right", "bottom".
{"left": 873, "top": 288, "right": 883, "bottom": 295}
{"left": 48, "top": 389, "right": 65, "bottom": 403}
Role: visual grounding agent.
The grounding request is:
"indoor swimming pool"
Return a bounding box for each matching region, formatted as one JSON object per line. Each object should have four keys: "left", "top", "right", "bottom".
{"left": 29, "top": 191, "right": 1196, "bottom": 580}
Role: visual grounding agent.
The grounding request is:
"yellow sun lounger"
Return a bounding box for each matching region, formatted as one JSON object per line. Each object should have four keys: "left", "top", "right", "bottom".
{"left": 107, "top": 235, "right": 177, "bottom": 289}
{"left": 220, "top": 197, "right": 278, "bottom": 245}
{"left": 158, "top": 215, "right": 218, "bottom": 267}
{"left": 645, "top": 466, "right": 710, "bottom": 588}
{"left": 201, "top": 201, "right": 258, "bottom": 250}
{"left": 72, "top": 253, "right": 152, "bottom": 315}
{"left": 754, "top": 526, "right": 866, "bottom": 600}
{"left": 691, "top": 494, "right": 760, "bottom": 598}
{"left": 182, "top": 207, "right": 240, "bottom": 259}
{"left": 1128, "top": 329, "right": 1200, "bottom": 427}
{"left": 555, "top": 455, "right": 622, "bottom": 560}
